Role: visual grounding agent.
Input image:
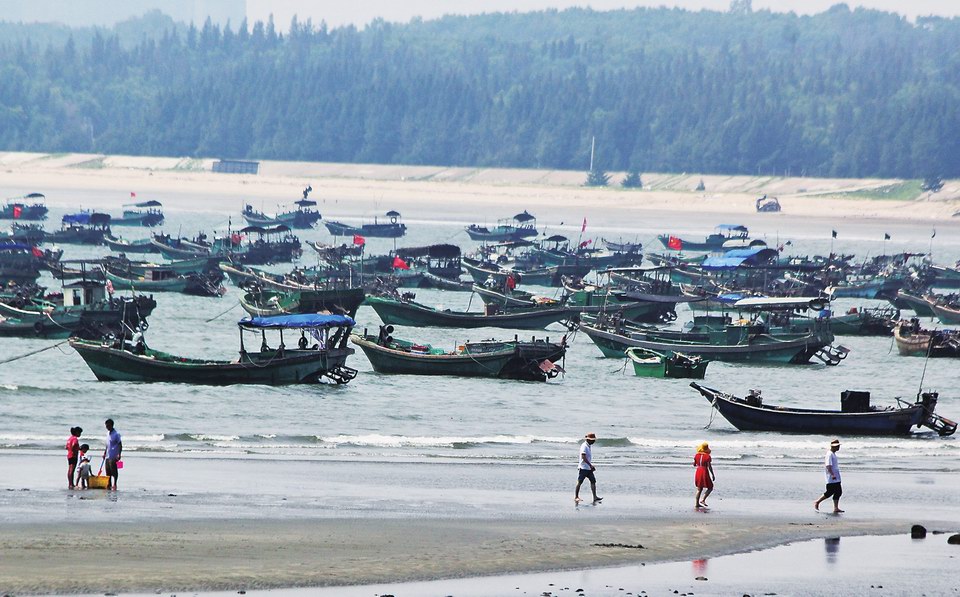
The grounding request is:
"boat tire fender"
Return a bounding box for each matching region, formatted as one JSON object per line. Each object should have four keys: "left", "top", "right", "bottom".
{"left": 33, "top": 321, "right": 44, "bottom": 335}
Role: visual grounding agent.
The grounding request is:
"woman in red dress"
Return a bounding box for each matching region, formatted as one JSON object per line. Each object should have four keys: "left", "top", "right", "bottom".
{"left": 65, "top": 426, "right": 82, "bottom": 489}
{"left": 694, "top": 441, "right": 715, "bottom": 508}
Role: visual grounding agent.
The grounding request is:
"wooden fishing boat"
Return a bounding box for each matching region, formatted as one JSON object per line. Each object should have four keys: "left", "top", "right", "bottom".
{"left": 0, "top": 243, "right": 43, "bottom": 285}
{"left": 0, "top": 193, "right": 48, "bottom": 220}
{"left": 325, "top": 211, "right": 407, "bottom": 238}
{"left": 658, "top": 224, "right": 749, "bottom": 252}
{"left": 0, "top": 223, "right": 46, "bottom": 245}
{"left": 465, "top": 211, "right": 538, "bottom": 242}
{"left": 351, "top": 326, "right": 566, "bottom": 381}
{"left": 48, "top": 212, "right": 111, "bottom": 245}
{"left": 104, "top": 234, "right": 159, "bottom": 254}
{"left": 579, "top": 297, "right": 846, "bottom": 365}
{"left": 365, "top": 295, "right": 572, "bottom": 330}
{"left": 826, "top": 275, "right": 902, "bottom": 300}
{"left": 240, "top": 287, "right": 365, "bottom": 318}
{"left": 829, "top": 306, "right": 899, "bottom": 336}
{"left": 105, "top": 269, "right": 191, "bottom": 293}
{"left": 111, "top": 200, "right": 164, "bottom": 227}
{"left": 891, "top": 290, "right": 937, "bottom": 317}
{"left": 690, "top": 383, "right": 956, "bottom": 436}
{"left": 242, "top": 188, "right": 321, "bottom": 229}
{"left": 894, "top": 320, "right": 960, "bottom": 358}
{"left": 928, "top": 264, "right": 960, "bottom": 289}
{"left": 0, "top": 279, "right": 154, "bottom": 340}
{"left": 70, "top": 313, "right": 358, "bottom": 385}
{"left": 930, "top": 300, "right": 960, "bottom": 325}
{"left": 625, "top": 347, "right": 708, "bottom": 379}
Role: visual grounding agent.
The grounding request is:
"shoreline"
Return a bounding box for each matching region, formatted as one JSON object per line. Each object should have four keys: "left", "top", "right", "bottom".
{"left": 0, "top": 516, "right": 941, "bottom": 594}
{"left": 1, "top": 151, "right": 959, "bottom": 224}
{"left": 1, "top": 454, "right": 958, "bottom": 594}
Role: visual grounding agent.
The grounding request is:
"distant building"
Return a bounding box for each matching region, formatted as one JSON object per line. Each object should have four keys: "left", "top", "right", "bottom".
{"left": 2, "top": 0, "right": 246, "bottom": 28}
{"left": 212, "top": 159, "right": 260, "bottom": 175}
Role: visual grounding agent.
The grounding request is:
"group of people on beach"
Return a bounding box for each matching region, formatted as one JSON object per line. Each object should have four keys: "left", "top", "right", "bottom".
{"left": 576, "top": 433, "right": 844, "bottom": 513}
{"left": 65, "top": 419, "right": 123, "bottom": 490}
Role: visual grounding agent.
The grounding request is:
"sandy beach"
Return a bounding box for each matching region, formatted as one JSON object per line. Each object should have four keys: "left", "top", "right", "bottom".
{"left": 2, "top": 151, "right": 960, "bottom": 226}
{"left": 1, "top": 453, "right": 958, "bottom": 594}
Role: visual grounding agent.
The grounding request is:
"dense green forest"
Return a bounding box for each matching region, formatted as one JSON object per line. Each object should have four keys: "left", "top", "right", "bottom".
{"left": 1, "top": 5, "right": 959, "bottom": 179}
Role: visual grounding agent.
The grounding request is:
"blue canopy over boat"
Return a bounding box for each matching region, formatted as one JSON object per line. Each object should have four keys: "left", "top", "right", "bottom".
{"left": 0, "top": 243, "right": 31, "bottom": 251}
{"left": 702, "top": 247, "right": 778, "bottom": 270}
{"left": 239, "top": 314, "right": 356, "bottom": 329}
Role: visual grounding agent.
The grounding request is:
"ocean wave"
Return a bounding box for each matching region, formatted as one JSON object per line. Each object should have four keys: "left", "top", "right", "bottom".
{"left": 316, "top": 434, "right": 580, "bottom": 448}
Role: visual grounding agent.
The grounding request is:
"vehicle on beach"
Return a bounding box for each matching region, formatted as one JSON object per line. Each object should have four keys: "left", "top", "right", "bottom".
{"left": 691, "top": 383, "right": 957, "bottom": 436}
{"left": 755, "top": 195, "right": 781, "bottom": 212}
{"left": 69, "top": 313, "right": 358, "bottom": 385}
{"left": 351, "top": 325, "right": 566, "bottom": 381}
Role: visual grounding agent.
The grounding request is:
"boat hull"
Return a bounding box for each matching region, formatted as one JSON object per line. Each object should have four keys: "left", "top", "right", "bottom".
{"left": 580, "top": 322, "right": 828, "bottom": 363}
{"left": 70, "top": 340, "right": 355, "bottom": 385}
{"left": 366, "top": 296, "right": 570, "bottom": 329}
{"left": 692, "top": 384, "right": 926, "bottom": 435}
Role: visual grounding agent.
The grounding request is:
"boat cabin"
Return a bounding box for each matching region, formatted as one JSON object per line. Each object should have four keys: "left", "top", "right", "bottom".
{"left": 63, "top": 280, "right": 107, "bottom": 307}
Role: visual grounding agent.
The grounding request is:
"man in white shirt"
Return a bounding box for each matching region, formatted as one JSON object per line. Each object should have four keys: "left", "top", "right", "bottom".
{"left": 814, "top": 439, "right": 843, "bottom": 513}
{"left": 575, "top": 432, "right": 602, "bottom": 504}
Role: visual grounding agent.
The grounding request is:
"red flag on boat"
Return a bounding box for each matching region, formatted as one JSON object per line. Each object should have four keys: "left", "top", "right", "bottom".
{"left": 667, "top": 235, "right": 682, "bottom": 250}
{"left": 12, "top": 205, "right": 22, "bottom": 219}
{"left": 353, "top": 234, "right": 365, "bottom": 246}
{"left": 130, "top": 192, "right": 136, "bottom": 198}
{"left": 581, "top": 217, "right": 587, "bottom": 233}
{"left": 579, "top": 239, "right": 592, "bottom": 249}
{"left": 392, "top": 256, "right": 410, "bottom": 270}
{"left": 31, "top": 247, "right": 43, "bottom": 258}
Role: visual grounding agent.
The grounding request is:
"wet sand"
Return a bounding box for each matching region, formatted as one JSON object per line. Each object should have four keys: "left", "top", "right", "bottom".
{"left": 1, "top": 453, "right": 957, "bottom": 594}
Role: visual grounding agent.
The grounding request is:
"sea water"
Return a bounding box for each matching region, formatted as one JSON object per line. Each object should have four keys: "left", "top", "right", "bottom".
{"left": 1, "top": 204, "right": 958, "bottom": 499}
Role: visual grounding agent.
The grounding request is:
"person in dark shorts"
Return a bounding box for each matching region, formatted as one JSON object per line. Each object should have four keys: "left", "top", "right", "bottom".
{"left": 814, "top": 439, "right": 843, "bottom": 513}
{"left": 65, "top": 426, "right": 82, "bottom": 489}
{"left": 575, "top": 432, "right": 601, "bottom": 504}
{"left": 103, "top": 418, "right": 123, "bottom": 490}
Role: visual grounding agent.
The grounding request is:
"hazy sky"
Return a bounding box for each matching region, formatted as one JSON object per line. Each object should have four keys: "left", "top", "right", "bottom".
{"left": 247, "top": 1, "right": 959, "bottom": 29}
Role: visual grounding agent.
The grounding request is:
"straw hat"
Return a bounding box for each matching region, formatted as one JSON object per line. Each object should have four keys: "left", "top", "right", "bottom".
{"left": 584, "top": 432, "right": 597, "bottom": 440}
{"left": 697, "top": 441, "right": 711, "bottom": 453}
{"left": 830, "top": 439, "right": 841, "bottom": 446}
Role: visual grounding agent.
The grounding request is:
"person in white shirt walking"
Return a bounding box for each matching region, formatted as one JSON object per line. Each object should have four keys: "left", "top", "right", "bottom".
{"left": 814, "top": 439, "right": 844, "bottom": 513}
{"left": 575, "top": 432, "right": 602, "bottom": 504}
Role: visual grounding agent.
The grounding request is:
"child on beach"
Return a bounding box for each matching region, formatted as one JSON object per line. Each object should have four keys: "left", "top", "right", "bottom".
{"left": 694, "top": 442, "right": 715, "bottom": 509}
{"left": 76, "top": 457, "right": 92, "bottom": 489}
{"left": 74, "top": 443, "right": 89, "bottom": 486}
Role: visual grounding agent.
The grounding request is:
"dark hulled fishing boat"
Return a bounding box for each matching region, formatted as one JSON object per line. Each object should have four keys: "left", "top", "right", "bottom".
{"left": 658, "top": 224, "right": 749, "bottom": 252}
{"left": 112, "top": 200, "right": 165, "bottom": 227}
{"left": 691, "top": 383, "right": 956, "bottom": 436}
{"left": 325, "top": 211, "right": 407, "bottom": 238}
{"left": 0, "top": 193, "right": 48, "bottom": 220}
{"left": 466, "top": 211, "right": 538, "bottom": 242}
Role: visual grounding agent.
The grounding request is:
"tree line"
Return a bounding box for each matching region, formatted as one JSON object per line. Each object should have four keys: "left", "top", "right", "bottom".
{"left": 1, "top": 5, "right": 958, "bottom": 180}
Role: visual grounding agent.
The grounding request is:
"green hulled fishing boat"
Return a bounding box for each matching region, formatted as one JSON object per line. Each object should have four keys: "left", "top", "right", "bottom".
{"left": 351, "top": 326, "right": 566, "bottom": 380}
{"left": 365, "top": 295, "right": 571, "bottom": 329}
{"left": 625, "top": 347, "right": 709, "bottom": 379}
{"left": 70, "top": 313, "right": 358, "bottom": 385}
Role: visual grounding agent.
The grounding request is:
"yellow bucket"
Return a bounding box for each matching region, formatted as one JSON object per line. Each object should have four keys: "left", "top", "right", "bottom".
{"left": 88, "top": 475, "right": 110, "bottom": 489}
